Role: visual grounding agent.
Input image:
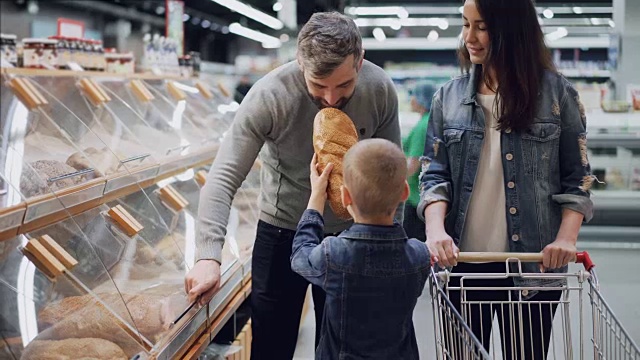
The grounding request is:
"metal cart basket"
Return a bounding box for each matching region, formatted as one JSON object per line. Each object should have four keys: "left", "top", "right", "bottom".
{"left": 429, "top": 252, "right": 640, "bottom": 360}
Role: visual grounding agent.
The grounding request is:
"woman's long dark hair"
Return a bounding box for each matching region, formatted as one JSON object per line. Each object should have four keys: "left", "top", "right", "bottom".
{"left": 458, "top": 0, "right": 556, "bottom": 131}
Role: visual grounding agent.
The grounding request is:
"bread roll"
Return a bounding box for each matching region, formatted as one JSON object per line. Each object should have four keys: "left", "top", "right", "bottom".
{"left": 21, "top": 338, "right": 127, "bottom": 360}
{"left": 312, "top": 108, "right": 358, "bottom": 219}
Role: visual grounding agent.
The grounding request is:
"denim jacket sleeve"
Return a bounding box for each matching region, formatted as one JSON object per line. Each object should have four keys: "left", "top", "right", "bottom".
{"left": 551, "top": 79, "right": 594, "bottom": 222}
{"left": 417, "top": 90, "right": 452, "bottom": 221}
{"left": 290, "top": 209, "right": 329, "bottom": 288}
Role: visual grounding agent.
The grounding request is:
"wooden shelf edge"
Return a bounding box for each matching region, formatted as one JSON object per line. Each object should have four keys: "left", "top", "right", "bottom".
{"left": 181, "top": 281, "right": 252, "bottom": 359}
{"left": 1, "top": 66, "right": 193, "bottom": 81}
{"left": 7, "top": 150, "right": 209, "bottom": 239}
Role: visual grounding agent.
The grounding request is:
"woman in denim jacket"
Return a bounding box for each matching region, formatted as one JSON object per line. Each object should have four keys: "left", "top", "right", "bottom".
{"left": 418, "top": 0, "right": 594, "bottom": 358}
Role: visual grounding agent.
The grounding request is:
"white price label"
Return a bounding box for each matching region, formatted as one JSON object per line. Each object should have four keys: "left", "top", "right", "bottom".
{"left": 0, "top": 58, "right": 14, "bottom": 68}
{"left": 67, "top": 62, "right": 84, "bottom": 72}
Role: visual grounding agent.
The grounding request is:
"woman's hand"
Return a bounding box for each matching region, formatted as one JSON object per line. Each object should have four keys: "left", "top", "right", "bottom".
{"left": 541, "top": 238, "right": 576, "bottom": 271}
{"left": 426, "top": 228, "right": 459, "bottom": 267}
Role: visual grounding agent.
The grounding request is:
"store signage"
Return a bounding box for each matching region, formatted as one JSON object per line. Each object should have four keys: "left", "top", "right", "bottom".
{"left": 57, "top": 18, "right": 85, "bottom": 38}
{"left": 166, "top": 0, "right": 185, "bottom": 56}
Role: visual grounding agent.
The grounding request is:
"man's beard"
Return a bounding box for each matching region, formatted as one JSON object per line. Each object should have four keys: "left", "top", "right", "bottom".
{"left": 308, "top": 92, "right": 356, "bottom": 110}
{"left": 309, "top": 95, "right": 349, "bottom": 110}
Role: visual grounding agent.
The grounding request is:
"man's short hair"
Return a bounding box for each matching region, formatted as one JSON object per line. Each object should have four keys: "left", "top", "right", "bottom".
{"left": 343, "top": 139, "right": 407, "bottom": 217}
{"left": 297, "top": 12, "right": 363, "bottom": 78}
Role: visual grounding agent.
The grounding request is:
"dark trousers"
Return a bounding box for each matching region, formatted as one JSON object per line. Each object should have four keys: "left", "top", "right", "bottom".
{"left": 250, "top": 220, "right": 326, "bottom": 360}
{"left": 446, "top": 262, "right": 561, "bottom": 360}
{"left": 403, "top": 203, "right": 426, "bottom": 242}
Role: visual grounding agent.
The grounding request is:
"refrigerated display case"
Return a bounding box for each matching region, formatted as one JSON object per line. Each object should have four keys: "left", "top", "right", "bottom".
{"left": 572, "top": 109, "right": 640, "bottom": 241}
{"left": 0, "top": 67, "right": 259, "bottom": 359}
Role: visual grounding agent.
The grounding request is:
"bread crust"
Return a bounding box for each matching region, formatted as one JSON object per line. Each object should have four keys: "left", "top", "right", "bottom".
{"left": 20, "top": 338, "right": 128, "bottom": 360}
{"left": 312, "top": 108, "right": 358, "bottom": 219}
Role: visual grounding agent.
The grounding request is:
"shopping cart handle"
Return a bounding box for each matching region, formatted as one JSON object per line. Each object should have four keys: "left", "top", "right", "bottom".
{"left": 575, "top": 251, "right": 595, "bottom": 271}
{"left": 456, "top": 251, "right": 595, "bottom": 271}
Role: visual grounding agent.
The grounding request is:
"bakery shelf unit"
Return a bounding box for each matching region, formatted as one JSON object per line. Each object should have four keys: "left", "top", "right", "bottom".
{"left": 0, "top": 67, "right": 259, "bottom": 360}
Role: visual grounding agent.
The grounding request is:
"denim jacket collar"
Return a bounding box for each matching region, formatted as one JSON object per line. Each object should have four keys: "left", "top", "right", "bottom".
{"left": 461, "top": 64, "right": 544, "bottom": 105}
{"left": 461, "top": 64, "right": 481, "bottom": 105}
{"left": 339, "top": 222, "right": 407, "bottom": 241}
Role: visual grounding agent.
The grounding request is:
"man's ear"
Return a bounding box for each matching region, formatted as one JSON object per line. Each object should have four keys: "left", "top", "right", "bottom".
{"left": 297, "top": 54, "right": 304, "bottom": 72}
{"left": 401, "top": 180, "right": 410, "bottom": 202}
{"left": 357, "top": 51, "right": 365, "bottom": 71}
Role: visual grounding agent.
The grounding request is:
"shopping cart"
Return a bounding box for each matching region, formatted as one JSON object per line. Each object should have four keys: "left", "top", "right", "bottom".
{"left": 429, "top": 252, "right": 640, "bottom": 360}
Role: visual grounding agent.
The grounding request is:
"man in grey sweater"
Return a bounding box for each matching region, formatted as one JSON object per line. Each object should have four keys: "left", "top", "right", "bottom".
{"left": 185, "top": 12, "right": 402, "bottom": 359}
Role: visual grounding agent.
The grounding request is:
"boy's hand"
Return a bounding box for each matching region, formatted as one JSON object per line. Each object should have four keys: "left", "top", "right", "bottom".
{"left": 308, "top": 153, "right": 333, "bottom": 213}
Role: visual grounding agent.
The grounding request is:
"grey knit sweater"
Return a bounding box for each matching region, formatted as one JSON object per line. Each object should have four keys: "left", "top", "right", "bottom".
{"left": 196, "top": 60, "right": 402, "bottom": 263}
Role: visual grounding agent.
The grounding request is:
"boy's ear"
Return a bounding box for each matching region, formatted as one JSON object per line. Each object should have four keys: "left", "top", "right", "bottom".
{"left": 401, "top": 180, "right": 410, "bottom": 202}
{"left": 341, "top": 185, "right": 352, "bottom": 208}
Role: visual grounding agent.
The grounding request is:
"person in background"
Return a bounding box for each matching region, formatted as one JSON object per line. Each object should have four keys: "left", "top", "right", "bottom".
{"left": 402, "top": 82, "right": 436, "bottom": 241}
{"left": 291, "top": 139, "right": 430, "bottom": 360}
{"left": 234, "top": 75, "right": 253, "bottom": 104}
{"left": 419, "top": 0, "right": 593, "bottom": 358}
{"left": 185, "top": 12, "right": 402, "bottom": 360}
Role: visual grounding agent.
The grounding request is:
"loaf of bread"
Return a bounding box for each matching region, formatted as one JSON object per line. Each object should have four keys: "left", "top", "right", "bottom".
{"left": 66, "top": 147, "right": 120, "bottom": 178}
{"left": 37, "top": 292, "right": 175, "bottom": 356}
{"left": 21, "top": 160, "right": 86, "bottom": 197}
{"left": 312, "top": 108, "right": 358, "bottom": 219}
{"left": 20, "top": 338, "right": 127, "bottom": 360}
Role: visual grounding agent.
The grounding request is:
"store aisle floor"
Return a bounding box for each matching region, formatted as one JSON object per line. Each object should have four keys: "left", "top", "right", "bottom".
{"left": 293, "top": 247, "right": 640, "bottom": 359}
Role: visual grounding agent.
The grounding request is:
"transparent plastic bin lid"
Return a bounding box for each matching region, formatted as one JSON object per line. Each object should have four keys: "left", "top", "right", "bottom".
{"left": 18, "top": 75, "right": 158, "bottom": 175}
{"left": 0, "top": 226, "right": 150, "bottom": 359}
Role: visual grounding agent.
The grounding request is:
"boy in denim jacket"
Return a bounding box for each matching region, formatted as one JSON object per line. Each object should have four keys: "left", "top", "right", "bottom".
{"left": 291, "top": 138, "right": 431, "bottom": 360}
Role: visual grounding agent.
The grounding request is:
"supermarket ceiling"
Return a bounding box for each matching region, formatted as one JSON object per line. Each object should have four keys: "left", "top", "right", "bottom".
{"left": 44, "top": 0, "right": 616, "bottom": 50}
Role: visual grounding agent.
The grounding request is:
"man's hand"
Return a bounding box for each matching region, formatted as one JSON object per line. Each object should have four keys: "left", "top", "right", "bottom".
{"left": 541, "top": 238, "right": 576, "bottom": 272}
{"left": 308, "top": 154, "right": 333, "bottom": 213}
{"left": 185, "top": 259, "right": 221, "bottom": 306}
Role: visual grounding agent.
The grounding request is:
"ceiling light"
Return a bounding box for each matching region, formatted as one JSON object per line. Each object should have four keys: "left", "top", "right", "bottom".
{"left": 262, "top": 42, "right": 281, "bottom": 49}
{"left": 191, "top": 17, "right": 201, "bottom": 25}
{"left": 356, "top": 17, "right": 455, "bottom": 29}
{"left": 202, "top": 20, "right": 211, "bottom": 28}
{"left": 458, "top": 6, "right": 464, "bottom": 14}
{"left": 27, "top": 1, "right": 38, "bottom": 14}
{"left": 280, "top": 33, "right": 290, "bottom": 42}
{"left": 608, "top": 20, "right": 615, "bottom": 28}
{"left": 273, "top": 2, "right": 283, "bottom": 12}
{"left": 372, "top": 27, "right": 386, "bottom": 42}
{"left": 156, "top": 6, "right": 165, "bottom": 15}
{"left": 183, "top": 14, "right": 190, "bottom": 22}
{"left": 349, "top": 6, "right": 410, "bottom": 19}
{"left": 543, "top": 9, "right": 554, "bottom": 19}
{"left": 427, "top": 30, "right": 439, "bottom": 42}
{"left": 229, "top": 22, "right": 281, "bottom": 48}
{"left": 572, "top": 7, "right": 583, "bottom": 14}
{"left": 590, "top": 18, "right": 601, "bottom": 25}
{"left": 545, "top": 27, "right": 568, "bottom": 41}
{"left": 221, "top": 26, "right": 229, "bottom": 34}
{"left": 362, "top": 36, "right": 609, "bottom": 50}
{"left": 209, "top": 0, "right": 283, "bottom": 30}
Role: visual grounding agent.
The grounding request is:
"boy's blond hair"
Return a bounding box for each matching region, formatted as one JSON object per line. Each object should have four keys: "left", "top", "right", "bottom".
{"left": 343, "top": 139, "right": 407, "bottom": 217}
